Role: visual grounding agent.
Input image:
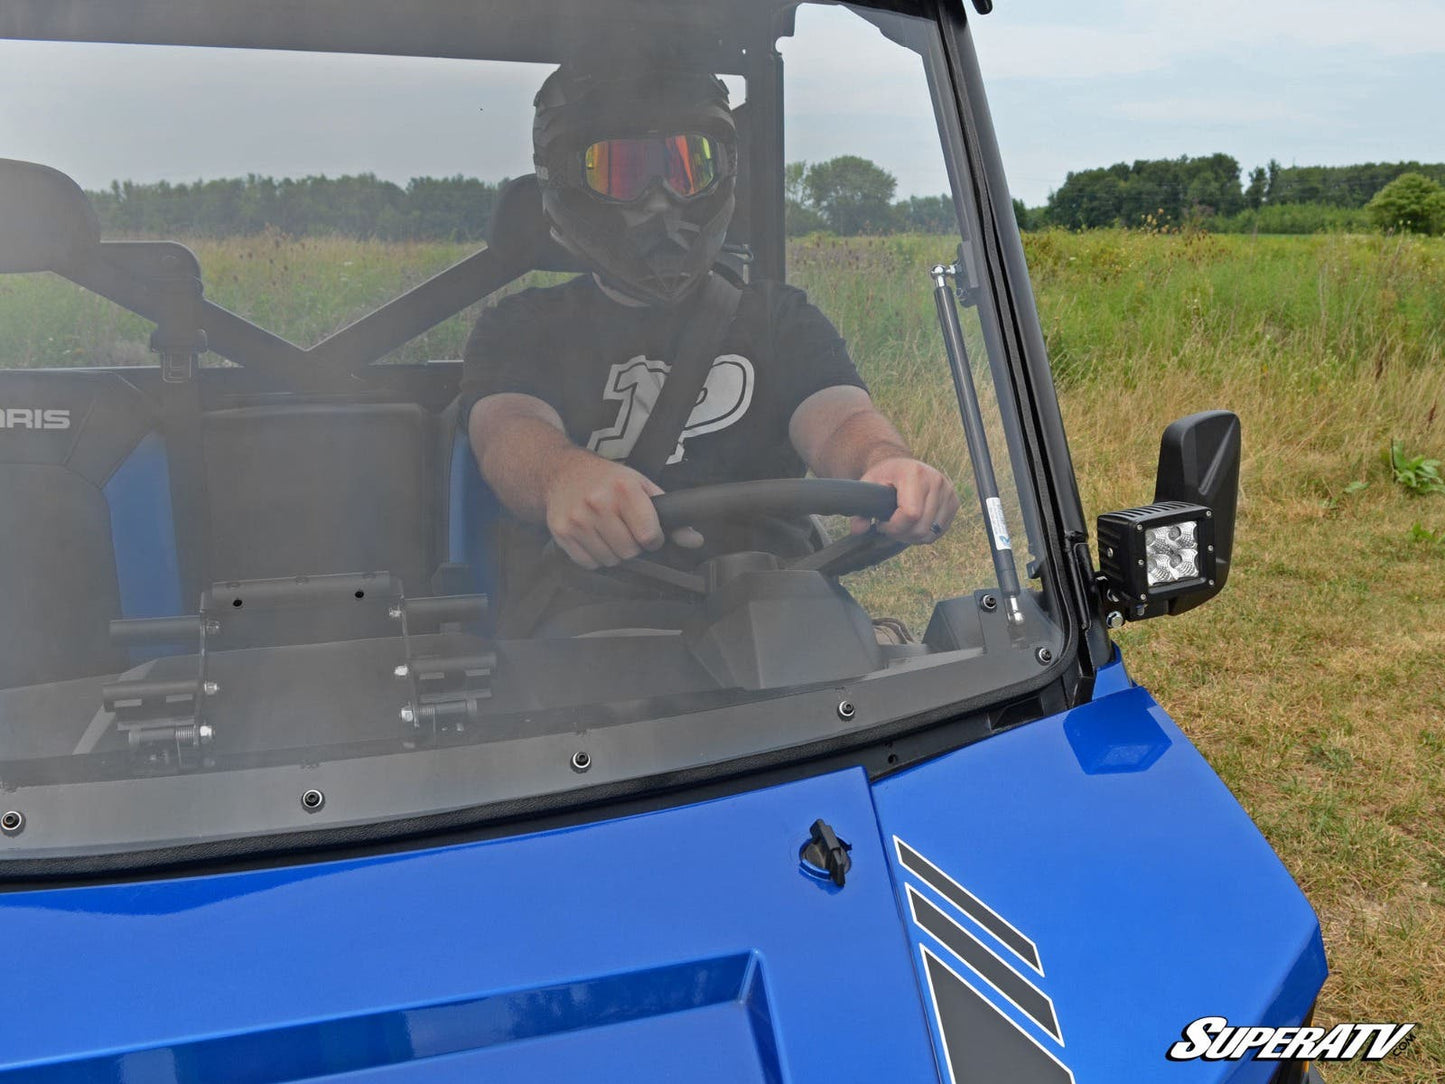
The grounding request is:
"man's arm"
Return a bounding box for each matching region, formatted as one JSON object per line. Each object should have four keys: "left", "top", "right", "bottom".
{"left": 469, "top": 393, "right": 698, "bottom": 569}
{"left": 789, "top": 385, "right": 961, "bottom": 544}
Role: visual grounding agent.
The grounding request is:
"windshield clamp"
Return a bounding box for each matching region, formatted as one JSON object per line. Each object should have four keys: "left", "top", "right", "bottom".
{"left": 392, "top": 594, "right": 493, "bottom": 744}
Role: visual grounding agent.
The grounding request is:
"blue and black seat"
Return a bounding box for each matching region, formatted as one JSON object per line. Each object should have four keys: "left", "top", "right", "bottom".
{"left": 0, "top": 370, "right": 181, "bottom": 689}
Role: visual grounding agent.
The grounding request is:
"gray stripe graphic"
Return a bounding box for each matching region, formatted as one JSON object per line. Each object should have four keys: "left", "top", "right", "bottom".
{"left": 922, "top": 947, "right": 1075, "bottom": 1084}
{"left": 910, "top": 886, "right": 1062, "bottom": 1042}
{"left": 896, "top": 837, "right": 1042, "bottom": 971}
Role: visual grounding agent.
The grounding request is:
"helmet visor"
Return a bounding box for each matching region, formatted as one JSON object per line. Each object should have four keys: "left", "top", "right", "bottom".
{"left": 582, "top": 133, "right": 721, "bottom": 202}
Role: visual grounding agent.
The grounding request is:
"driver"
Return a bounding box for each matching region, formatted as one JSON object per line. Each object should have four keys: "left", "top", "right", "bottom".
{"left": 461, "top": 62, "right": 960, "bottom": 621}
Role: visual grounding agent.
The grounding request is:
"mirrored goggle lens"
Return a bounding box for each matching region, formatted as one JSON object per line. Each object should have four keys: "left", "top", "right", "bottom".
{"left": 583, "top": 134, "right": 720, "bottom": 201}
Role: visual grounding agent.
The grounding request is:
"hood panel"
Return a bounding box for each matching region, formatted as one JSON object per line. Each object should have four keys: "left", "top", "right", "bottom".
{"left": 0, "top": 769, "right": 937, "bottom": 1082}
{"left": 873, "top": 673, "right": 1327, "bottom": 1084}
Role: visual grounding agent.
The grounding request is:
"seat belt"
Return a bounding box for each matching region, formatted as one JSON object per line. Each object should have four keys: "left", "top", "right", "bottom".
{"left": 625, "top": 271, "right": 743, "bottom": 482}
{"left": 498, "top": 271, "right": 742, "bottom": 637}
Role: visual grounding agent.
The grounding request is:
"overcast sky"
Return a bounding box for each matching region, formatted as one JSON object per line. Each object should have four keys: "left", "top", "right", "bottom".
{"left": 971, "top": 0, "right": 1445, "bottom": 204}
{"left": 1, "top": 1, "right": 1441, "bottom": 207}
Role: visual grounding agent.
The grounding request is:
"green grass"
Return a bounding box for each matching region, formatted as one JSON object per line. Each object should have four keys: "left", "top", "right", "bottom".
{"left": 3, "top": 228, "right": 1445, "bottom": 1078}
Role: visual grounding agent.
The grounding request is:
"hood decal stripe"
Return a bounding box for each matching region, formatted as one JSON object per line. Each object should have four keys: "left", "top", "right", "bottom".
{"left": 907, "top": 885, "right": 1062, "bottom": 1043}
{"left": 895, "top": 836, "right": 1043, "bottom": 973}
{"left": 921, "top": 946, "right": 1076, "bottom": 1084}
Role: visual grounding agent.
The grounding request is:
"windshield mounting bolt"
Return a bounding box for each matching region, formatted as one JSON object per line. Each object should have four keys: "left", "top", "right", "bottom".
{"left": 570, "top": 750, "right": 592, "bottom": 773}
{"left": 202, "top": 680, "right": 219, "bottom": 697}
{"left": 836, "top": 700, "right": 857, "bottom": 721}
{"left": 393, "top": 664, "right": 410, "bottom": 680}
{"left": 197, "top": 724, "right": 214, "bottom": 744}
{"left": 1035, "top": 646, "right": 1055, "bottom": 665}
{"left": 300, "top": 789, "right": 325, "bottom": 813}
{"left": 399, "top": 705, "right": 416, "bottom": 725}
{"left": 0, "top": 810, "right": 23, "bottom": 836}
{"left": 1105, "top": 611, "right": 1125, "bottom": 629}
{"left": 203, "top": 619, "right": 221, "bottom": 635}
{"left": 980, "top": 593, "right": 998, "bottom": 611}
{"left": 388, "top": 604, "right": 404, "bottom": 621}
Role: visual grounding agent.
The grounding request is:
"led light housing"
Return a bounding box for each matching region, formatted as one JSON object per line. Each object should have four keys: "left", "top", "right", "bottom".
{"left": 1096, "top": 501, "right": 1215, "bottom": 611}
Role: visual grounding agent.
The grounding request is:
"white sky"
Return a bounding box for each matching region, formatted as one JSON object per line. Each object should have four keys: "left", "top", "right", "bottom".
{"left": 1, "top": 1, "right": 1441, "bottom": 208}
{"left": 970, "top": 0, "right": 1445, "bottom": 204}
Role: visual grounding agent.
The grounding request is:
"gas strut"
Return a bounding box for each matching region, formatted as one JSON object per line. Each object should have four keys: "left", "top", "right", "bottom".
{"left": 931, "top": 264, "right": 1024, "bottom": 625}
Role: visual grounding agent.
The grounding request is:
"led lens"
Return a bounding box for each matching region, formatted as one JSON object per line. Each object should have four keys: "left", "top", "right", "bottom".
{"left": 1144, "top": 520, "right": 1199, "bottom": 586}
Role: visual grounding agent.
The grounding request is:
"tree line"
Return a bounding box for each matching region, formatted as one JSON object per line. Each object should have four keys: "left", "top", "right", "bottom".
{"left": 1035, "top": 156, "right": 1445, "bottom": 234}
{"left": 91, "top": 174, "right": 501, "bottom": 241}
{"left": 87, "top": 154, "right": 1445, "bottom": 241}
{"left": 87, "top": 157, "right": 957, "bottom": 242}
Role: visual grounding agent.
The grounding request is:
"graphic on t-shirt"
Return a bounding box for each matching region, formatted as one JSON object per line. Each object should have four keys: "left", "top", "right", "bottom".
{"left": 587, "top": 354, "right": 755, "bottom": 465}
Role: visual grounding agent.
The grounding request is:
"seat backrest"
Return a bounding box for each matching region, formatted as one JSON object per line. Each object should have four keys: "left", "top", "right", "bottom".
{"left": 203, "top": 402, "right": 436, "bottom": 594}
{"left": 0, "top": 371, "right": 181, "bottom": 688}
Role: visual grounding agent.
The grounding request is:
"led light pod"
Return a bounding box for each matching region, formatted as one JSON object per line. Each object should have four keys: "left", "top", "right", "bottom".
{"left": 1096, "top": 500, "right": 1215, "bottom": 610}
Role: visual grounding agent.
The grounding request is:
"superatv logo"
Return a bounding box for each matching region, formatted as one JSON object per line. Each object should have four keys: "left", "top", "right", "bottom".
{"left": 0, "top": 408, "right": 71, "bottom": 430}
{"left": 1168, "top": 1016, "right": 1416, "bottom": 1062}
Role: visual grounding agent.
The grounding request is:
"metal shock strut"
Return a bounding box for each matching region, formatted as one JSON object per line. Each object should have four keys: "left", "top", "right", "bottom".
{"left": 931, "top": 264, "right": 1024, "bottom": 625}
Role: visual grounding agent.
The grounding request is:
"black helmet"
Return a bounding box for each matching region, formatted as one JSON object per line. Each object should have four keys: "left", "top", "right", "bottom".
{"left": 533, "top": 64, "right": 737, "bottom": 306}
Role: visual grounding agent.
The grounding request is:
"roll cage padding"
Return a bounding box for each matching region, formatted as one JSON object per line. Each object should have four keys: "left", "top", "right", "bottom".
{"left": 0, "top": 158, "right": 100, "bottom": 274}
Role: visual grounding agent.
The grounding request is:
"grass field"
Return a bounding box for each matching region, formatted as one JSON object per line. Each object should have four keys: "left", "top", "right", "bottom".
{"left": 3, "top": 228, "right": 1444, "bottom": 1078}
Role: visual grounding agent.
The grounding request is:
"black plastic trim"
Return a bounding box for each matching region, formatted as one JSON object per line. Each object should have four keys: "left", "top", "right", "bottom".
{"left": 0, "top": 676, "right": 1068, "bottom": 889}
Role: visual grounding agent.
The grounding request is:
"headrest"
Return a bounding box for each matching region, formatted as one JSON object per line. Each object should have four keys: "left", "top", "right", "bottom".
{"left": 0, "top": 371, "right": 154, "bottom": 483}
{"left": 487, "top": 174, "right": 585, "bottom": 274}
{"left": 0, "top": 158, "right": 101, "bottom": 275}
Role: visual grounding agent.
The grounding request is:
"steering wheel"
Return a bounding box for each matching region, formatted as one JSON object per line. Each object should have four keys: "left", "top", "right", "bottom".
{"left": 655, "top": 477, "right": 901, "bottom": 572}
{"left": 501, "top": 479, "right": 906, "bottom": 637}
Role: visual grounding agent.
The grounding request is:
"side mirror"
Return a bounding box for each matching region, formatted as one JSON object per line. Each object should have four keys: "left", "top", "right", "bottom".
{"left": 0, "top": 158, "right": 101, "bottom": 275}
{"left": 1095, "top": 410, "right": 1241, "bottom": 621}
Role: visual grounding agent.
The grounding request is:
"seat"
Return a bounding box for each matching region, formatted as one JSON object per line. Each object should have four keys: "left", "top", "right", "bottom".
{"left": 437, "top": 175, "right": 586, "bottom": 611}
{"left": 203, "top": 401, "right": 437, "bottom": 594}
{"left": 0, "top": 370, "right": 181, "bottom": 688}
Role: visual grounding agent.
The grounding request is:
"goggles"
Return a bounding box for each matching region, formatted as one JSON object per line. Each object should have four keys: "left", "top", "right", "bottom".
{"left": 582, "top": 133, "right": 724, "bottom": 202}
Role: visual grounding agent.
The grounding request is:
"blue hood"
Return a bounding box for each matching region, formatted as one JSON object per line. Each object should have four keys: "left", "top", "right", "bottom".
{"left": 0, "top": 662, "right": 1324, "bottom": 1082}
{"left": 871, "top": 663, "right": 1326, "bottom": 1083}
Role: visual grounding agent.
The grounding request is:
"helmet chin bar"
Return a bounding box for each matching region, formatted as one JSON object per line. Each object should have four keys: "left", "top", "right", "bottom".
{"left": 549, "top": 184, "right": 734, "bottom": 306}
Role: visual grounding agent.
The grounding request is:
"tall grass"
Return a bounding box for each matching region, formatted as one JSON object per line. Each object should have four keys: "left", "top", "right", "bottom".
{"left": 1028, "top": 230, "right": 1445, "bottom": 1083}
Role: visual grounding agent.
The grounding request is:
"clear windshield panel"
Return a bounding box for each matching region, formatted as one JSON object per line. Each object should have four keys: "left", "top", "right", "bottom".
{"left": 0, "top": 0, "right": 1062, "bottom": 861}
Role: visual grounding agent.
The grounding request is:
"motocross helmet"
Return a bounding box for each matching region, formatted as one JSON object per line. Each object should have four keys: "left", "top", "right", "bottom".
{"left": 533, "top": 64, "right": 737, "bottom": 306}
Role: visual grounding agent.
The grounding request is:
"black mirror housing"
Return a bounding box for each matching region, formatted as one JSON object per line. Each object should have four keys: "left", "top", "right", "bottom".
{"left": 0, "top": 158, "right": 101, "bottom": 275}
{"left": 1097, "top": 410, "right": 1241, "bottom": 621}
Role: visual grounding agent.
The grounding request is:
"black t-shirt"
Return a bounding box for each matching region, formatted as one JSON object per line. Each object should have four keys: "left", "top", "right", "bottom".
{"left": 459, "top": 274, "right": 865, "bottom": 620}
{"left": 459, "top": 274, "right": 864, "bottom": 490}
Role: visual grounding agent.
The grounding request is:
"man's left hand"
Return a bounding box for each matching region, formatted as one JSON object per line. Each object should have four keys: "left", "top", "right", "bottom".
{"left": 851, "top": 456, "right": 961, "bottom": 544}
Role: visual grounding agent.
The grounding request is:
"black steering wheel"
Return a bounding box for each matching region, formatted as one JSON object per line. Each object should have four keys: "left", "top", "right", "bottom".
{"left": 632, "top": 477, "right": 907, "bottom": 587}
{"left": 503, "top": 479, "right": 906, "bottom": 637}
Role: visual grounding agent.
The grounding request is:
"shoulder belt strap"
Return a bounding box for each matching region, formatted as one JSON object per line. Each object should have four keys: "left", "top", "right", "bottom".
{"left": 625, "top": 272, "right": 743, "bottom": 482}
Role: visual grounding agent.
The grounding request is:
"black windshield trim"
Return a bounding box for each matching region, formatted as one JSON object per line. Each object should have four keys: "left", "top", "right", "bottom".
{"left": 0, "top": 671, "right": 1069, "bottom": 888}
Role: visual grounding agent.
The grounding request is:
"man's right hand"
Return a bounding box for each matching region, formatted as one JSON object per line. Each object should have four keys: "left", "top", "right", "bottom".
{"left": 542, "top": 450, "right": 702, "bottom": 569}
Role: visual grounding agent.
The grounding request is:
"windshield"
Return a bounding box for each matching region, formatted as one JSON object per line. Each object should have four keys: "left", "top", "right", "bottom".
{"left": 0, "top": 0, "right": 1064, "bottom": 864}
